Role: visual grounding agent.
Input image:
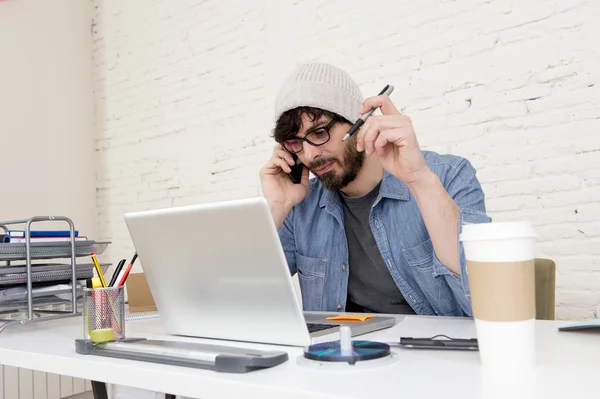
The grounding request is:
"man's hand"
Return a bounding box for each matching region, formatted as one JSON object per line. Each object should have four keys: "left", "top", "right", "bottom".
{"left": 355, "top": 95, "right": 430, "bottom": 186}
{"left": 259, "top": 144, "right": 310, "bottom": 228}
{"left": 355, "top": 94, "right": 462, "bottom": 274}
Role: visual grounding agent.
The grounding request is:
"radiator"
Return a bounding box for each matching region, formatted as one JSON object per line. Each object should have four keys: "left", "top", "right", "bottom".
{"left": 0, "top": 366, "right": 91, "bottom": 399}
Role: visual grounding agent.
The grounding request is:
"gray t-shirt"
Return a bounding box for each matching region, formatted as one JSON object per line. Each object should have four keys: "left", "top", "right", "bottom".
{"left": 340, "top": 183, "right": 416, "bottom": 314}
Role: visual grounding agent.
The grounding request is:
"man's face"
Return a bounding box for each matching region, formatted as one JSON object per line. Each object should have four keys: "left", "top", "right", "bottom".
{"left": 294, "top": 113, "right": 364, "bottom": 191}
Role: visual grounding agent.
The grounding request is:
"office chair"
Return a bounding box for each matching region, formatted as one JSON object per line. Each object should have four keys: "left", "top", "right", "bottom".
{"left": 535, "top": 258, "right": 556, "bottom": 320}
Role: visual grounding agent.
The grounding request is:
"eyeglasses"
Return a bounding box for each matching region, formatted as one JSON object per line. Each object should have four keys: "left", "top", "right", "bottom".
{"left": 281, "top": 119, "right": 337, "bottom": 154}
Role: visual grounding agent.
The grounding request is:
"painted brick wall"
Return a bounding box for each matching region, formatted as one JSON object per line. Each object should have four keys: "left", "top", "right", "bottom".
{"left": 92, "top": 0, "right": 600, "bottom": 320}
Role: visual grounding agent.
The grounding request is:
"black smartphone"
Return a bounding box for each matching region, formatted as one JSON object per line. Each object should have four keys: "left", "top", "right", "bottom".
{"left": 289, "top": 153, "right": 303, "bottom": 184}
{"left": 399, "top": 337, "right": 478, "bottom": 351}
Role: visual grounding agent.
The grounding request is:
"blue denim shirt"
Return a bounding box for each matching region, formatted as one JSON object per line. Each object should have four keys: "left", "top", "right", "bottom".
{"left": 278, "top": 151, "right": 491, "bottom": 316}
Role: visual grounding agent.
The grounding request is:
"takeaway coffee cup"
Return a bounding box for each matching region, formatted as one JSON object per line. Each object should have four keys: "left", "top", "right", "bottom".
{"left": 460, "top": 221, "right": 537, "bottom": 369}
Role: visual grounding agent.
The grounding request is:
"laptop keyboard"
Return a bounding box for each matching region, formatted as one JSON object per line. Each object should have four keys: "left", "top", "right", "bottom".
{"left": 306, "top": 322, "right": 339, "bottom": 333}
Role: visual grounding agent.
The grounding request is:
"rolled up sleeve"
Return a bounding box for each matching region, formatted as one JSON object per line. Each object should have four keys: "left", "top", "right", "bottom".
{"left": 431, "top": 158, "right": 491, "bottom": 316}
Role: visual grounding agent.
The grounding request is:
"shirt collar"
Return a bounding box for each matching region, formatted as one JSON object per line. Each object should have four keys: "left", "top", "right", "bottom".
{"left": 319, "top": 171, "right": 410, "bottom": 208}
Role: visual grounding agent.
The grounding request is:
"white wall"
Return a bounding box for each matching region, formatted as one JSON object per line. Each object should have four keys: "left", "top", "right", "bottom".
{"left": 92, "top": 0, "right": 600, "bottom": 320}
{"left": 0, "top": 1, "right": 95, "bottom": 397}
{"left": 0, "top": 0, "right": 96, "bottom": 236}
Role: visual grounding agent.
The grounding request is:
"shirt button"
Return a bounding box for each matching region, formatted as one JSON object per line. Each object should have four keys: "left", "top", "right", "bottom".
{"left": 341, "top": 264, "right": 347, "bottom": 271}
{"left": 336, "top": 304, "right": 342, "bottom": 310}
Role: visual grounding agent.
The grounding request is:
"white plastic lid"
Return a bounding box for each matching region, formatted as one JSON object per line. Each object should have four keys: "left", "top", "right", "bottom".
{"left": 459, "top": 221, "right": 537, "bottom": 242}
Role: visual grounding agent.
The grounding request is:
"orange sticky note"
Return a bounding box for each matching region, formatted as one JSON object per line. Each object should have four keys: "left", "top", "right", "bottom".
{"left": 326, "top": 314, "right": 375, "bottom": 322}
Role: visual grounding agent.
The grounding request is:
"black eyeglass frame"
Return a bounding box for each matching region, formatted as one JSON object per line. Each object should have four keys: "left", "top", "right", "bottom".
{"left": 280, "top": 118, "right": 338, "bottom": 154}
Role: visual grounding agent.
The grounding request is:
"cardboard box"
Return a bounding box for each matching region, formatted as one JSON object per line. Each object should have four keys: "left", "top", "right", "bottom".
{"left": 125, "top": 273, "right": 157, "bottom": 312}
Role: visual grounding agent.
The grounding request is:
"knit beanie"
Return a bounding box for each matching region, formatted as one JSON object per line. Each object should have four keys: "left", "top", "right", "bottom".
{"left": 274, "top": 62, "right": 363, "bottom": 124}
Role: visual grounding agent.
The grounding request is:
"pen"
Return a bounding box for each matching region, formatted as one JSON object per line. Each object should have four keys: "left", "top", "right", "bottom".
{"left": 108, "top": 258, "right": 126, "bottom": 287}
{"left": 90, "top": 252, "right": 107, "bottom": 288}
{"left": 117, "top": 253, "right": 138, "bottom": 287}
{"left": 342, "top": 84, "right": 395, "bottom": 141}
{"left": 113, "top": 253, "right": 137, "bottom": 287}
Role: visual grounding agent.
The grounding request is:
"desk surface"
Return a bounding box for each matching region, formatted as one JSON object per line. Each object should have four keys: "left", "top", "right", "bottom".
{"left": 0, "top": 314, "right": 597, "bottom": 399}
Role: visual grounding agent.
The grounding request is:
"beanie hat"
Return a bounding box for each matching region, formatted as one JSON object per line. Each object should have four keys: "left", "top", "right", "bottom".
{"left": 274, "top": 62, "right": 363, "bottom": 124}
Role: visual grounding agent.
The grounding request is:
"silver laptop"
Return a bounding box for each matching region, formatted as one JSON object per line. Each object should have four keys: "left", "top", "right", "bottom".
{"left": 124, "top": 197, "right": 396, "bottom": 347}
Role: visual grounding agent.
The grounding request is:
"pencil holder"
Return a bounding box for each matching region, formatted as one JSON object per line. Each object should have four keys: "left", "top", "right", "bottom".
{"left": 83, "top": 286, "right": 125, "bottom": 342}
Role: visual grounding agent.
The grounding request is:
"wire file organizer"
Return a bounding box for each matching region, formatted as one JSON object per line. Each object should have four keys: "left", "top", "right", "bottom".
{"left": 0, "top": 216, "right": 109, "bottom": 333}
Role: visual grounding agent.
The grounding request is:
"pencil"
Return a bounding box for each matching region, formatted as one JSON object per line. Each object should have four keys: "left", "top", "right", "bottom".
{"left": 90, "top": 252, "right": 107, "bottom": 288}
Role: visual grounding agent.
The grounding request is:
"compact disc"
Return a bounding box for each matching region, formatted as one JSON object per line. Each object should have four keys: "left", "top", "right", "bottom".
{"left": 303, "top": 340, "right": 390, "bottom": 365}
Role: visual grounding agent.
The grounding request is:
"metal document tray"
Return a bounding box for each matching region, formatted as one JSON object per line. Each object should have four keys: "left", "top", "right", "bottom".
{"left": 0, "top": 241, "right": 109, "bottom": 261}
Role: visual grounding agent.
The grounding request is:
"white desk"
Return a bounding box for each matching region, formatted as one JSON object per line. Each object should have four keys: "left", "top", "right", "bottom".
{"left": 0, "top": 315, "right": 597, "bottom": 399}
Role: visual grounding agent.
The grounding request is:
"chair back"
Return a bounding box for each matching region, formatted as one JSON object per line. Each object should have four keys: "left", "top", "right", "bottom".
{"left": 535, "top": 258, "right": 556, "bottom": 320}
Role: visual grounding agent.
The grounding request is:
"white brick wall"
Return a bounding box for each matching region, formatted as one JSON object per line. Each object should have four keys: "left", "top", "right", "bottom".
{"left": 92, "top": 0, "right": 600, "bottom": 320}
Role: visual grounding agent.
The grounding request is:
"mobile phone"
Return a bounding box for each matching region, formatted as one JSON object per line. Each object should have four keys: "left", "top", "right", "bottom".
{"left": 399, "top": 336, "right": 478, "bottom": 351}
{"left": 289, "top": 153, "right": 303, "bottom": 184}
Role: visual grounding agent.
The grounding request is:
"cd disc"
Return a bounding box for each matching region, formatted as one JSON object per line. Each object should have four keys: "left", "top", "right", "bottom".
{"left": 303, "top": 340, "right": 390, "bottom": 365}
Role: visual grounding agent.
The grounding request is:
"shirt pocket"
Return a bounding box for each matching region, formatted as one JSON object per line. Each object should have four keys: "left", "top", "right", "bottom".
{"left": 295, "top": 251, "right": 326, "bottom": 311}
{"left": 402, "top": 239, "right": 434, "bottom": 270}
{"left": 402, "top": 239, "right": 440, "bottom": 302}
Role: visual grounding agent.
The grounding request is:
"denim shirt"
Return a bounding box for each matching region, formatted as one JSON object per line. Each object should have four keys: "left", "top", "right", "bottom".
{"left": 278, "top": 151, "right": 491, "bottom": 316}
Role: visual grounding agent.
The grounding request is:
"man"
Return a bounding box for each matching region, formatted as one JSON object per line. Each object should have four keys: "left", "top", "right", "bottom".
{"left": 259, "top": 62, "right": 490, "bottom": 316}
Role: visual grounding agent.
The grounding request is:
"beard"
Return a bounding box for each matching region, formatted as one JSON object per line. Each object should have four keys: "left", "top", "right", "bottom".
{"left": 308, "top": 137, "right": 365, "bottom": 191}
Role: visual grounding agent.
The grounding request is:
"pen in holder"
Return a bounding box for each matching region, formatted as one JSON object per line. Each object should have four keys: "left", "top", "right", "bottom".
{"left": 83, "top": 285, "right": 125, "bottom": 343}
